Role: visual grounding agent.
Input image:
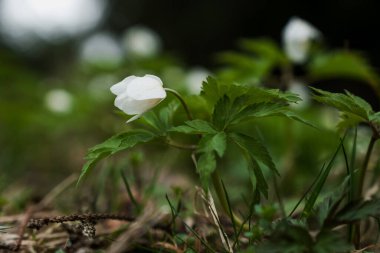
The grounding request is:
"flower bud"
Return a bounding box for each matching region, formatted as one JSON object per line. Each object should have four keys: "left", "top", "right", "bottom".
{"left": 110, "top": 74, "right": 166, "bottom": 122}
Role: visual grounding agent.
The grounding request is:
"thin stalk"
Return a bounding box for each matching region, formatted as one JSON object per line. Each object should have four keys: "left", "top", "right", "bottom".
{"left": 212, "top": 170, "right": 248, "bottom": 229}
{"left": 166, "top": 139, "right": 197, "bottom": 150}
{"left": 356, "top": 136, "right": 377, "bottom": 198}
{"left": 353, "top": 135, "right": 378, "bottom": 248}
{"left": 165, "top": 88, "right": 193, "bottom": 120}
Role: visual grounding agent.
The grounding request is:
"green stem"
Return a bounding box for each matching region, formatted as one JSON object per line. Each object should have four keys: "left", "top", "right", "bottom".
{"left": 356, "top": 135, "right": 377, "bottom": 198}
{"left": 165, "top": 88, "right": 193, "bottom": 121}
{"left": 166, "top": 139, "right": 197, "bottom": 150}
{"left": 211, "top": 170, "right": 248, "bottom": 229}
{"left": 353, "top": 135, "right": 377, "bottom": 248}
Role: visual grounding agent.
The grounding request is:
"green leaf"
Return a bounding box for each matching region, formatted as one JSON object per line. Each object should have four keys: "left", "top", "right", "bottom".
{"left": 313, "top": 230, "right": 353, "bottom": 253}
{"left": 337, "top": 198, "right": 380, "bottom": 222}
{"left": 142, "top": 101, "right": 179, "bottom": 134}
{"left": 196, "top": 132, "right": 227, "bottom": 187}
{"left": 249, "top": 157, "right": 269, "bottom": 198}
{"left": 312, "top": 87, "right": 375, "bottom": 131}
{"left": 302, "top": 137, "right": 344, "bottom": 218}
{"left": 216, "top": 38, "right": 288, "bottom": 83}
{"left": 170, "top": 119, "right": 217, "bottom": 134}
{"left": 316, "top": 177, "right": 349, "bottom": 227}
{"left": 229, "top": 132, "right": 276, "bottom": 197}
{"left": 308, "top": 50, "right": 380, "bottom": 97}
{"left": 369, "top": 111, "right": 380, "bottom": 124}
{"left": 229, "top": 132, "right": 277, "bottom": 175}
{"left": 78, "top": 130, "right": 156, "bottom": 184}
{"left": 198, "top": 132, "right": 227, "bottom": 157}
{"left": 239, "top": 38, "right": 288, "bottom": 65}
{"left": 212, "top": 95, "right": 232, "bottom": 130}
{"left": 255, "top": 220, "right": 313, "bottom": 253}
{"left": 201, "top": 77, "right": 247, "bottom": 108}
{"left": 197, "top": 152, "right": 216, "bottom": 187}
{"left": 312, "top": 87, "right": 372, "bottom": 120}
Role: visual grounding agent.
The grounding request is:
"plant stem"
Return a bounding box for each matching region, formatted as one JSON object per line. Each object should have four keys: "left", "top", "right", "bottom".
{"left": 211, "top": 170, "right": 247, "bottom": 229}
{"left": 166, "top": 139, "right": 197, "bottom": 150}
{"left": 353, "top": 134, "right": 377, "bottom": 248}
{"left": 165, "top": 88, "right": 193, "bottom": 121}
{"left": 356, "top": 135, "right": 377, "bottom": 198}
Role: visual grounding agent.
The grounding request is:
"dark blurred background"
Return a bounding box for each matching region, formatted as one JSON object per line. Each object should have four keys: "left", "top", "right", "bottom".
{"left": 1, "top": 0, "right": 379, "bottom": 70}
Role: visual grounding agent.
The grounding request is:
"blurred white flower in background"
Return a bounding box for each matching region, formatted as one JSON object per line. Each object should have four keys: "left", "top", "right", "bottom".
{"left": 288, "top": 80, "right": 310, "bottom": 110}
{"left": 45, "top": 89, "right": 73, "bottom": 113}
{"left": 122, "top": 26, "right": 161, "bottom": 58}
{"left": 110, "top": 75, "right": 167, "bottom": 123}
{"left": 80, "top": 32, "right": 123, "bottom": 66}
{"left": 185, "top": 68, "right": 210, "bottom": 94}
{"left": 0, "top": 0, "right": 105, "bottom": 49}
{"left": 282, "top": 17, "right": 320, "bottom": 63}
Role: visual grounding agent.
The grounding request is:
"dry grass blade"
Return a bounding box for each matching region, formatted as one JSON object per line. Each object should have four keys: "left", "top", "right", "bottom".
{"left": 199, "top": 188, "right": 233, "bottom": 253}
{"left": 107, "top": 202, "right": 168, "bottom": 253}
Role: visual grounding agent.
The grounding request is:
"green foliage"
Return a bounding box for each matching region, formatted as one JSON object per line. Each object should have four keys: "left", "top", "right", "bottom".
{"left": 142, "top": 101, "right": 179, "bottom": 135}
{"left": 309, "top": 51, "right": 380, "bottom": 96}
{"left": 201, "top": 77, "right": 308, "bottom": 131}
{"left": 170, "top": 119, "right": 217, "bottom": 134}
{"left": 337, "top": 198, "right": 380, "bottom": 222}
{"left": 78, "top": 130, "right": 156, "bottom": 184}
{"left": 254, "top": 220, "right": 352, "bottom": 253}
{"left": 302, "top": 137, "right": 344, "bottom": 218}
{"left": 216, "top": 38, "right": 288, "bottom": 83}
{"left": 170, "top": 77, "right": 306, "bottom": 191}
{"left": 312, "top": 87, "right": 380, "bottom": 132}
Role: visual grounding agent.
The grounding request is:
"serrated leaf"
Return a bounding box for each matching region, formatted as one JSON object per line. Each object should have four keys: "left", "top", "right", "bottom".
{"left": 211, "top": 132, "right": 227, "bottom": 157}
{"left": 337, "top": 198, "right": 380, "bottom": 222}
{"left": 249, "top": 157, "right": 269, "bottom": 198}
{"left": 170, "top": 119, "right": 217, "bottom": 134}
{"left": 142, "top": 101, "right": 179, "bottom": 134}
{"left": 247, "top": 86, "right": 302, "bottom": 104}
{"left": 198, "top": 133, "right": 227, "bottom": 158}
{"left": 312, "top": 87, "right": 372, "bottom": 120}
{"left": 229, "top": 132, "right": 275, "bottom": 197}
{"left": 197, "top": 152, "right": 216, "bottom": 187}
{"left": 78, "top": 130, "right": 156, "bottom": 184}
{"left": 212, "top": 95, "right": 232, "bottom": 130}
{"left": 229, "top": 132, "right": 277, "bottom": 175}
{"left": 201, "top": 77, "right": 247, "bottom": 108}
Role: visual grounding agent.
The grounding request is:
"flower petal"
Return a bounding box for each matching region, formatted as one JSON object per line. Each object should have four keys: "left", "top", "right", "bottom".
{"left": 115, "top": 94, "right": 162, "bottom": 115}
{"left": 110, "top": 75, "right": 137, "bottom": 95}
{"left": 126, "top": 75, "right": 166, "bottom": 100}
{"left": 126, "top": 114, "right": 142, "bottom": 123}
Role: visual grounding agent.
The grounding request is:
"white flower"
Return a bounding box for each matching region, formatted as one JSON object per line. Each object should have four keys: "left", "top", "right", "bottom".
{"left": 110, "top": 74, "right": 166, "bottom": 123}
{"left": 282, "top": 17, "right": 320, "bottom": 63}
{"left": 45, "top": 89, "right": 73, "bottom": 113}
{"left": 122, "top": 26, "right": 161, "bottom": 58}
{"left": 185, "top": 67, "right": 210, "bottom": 94}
